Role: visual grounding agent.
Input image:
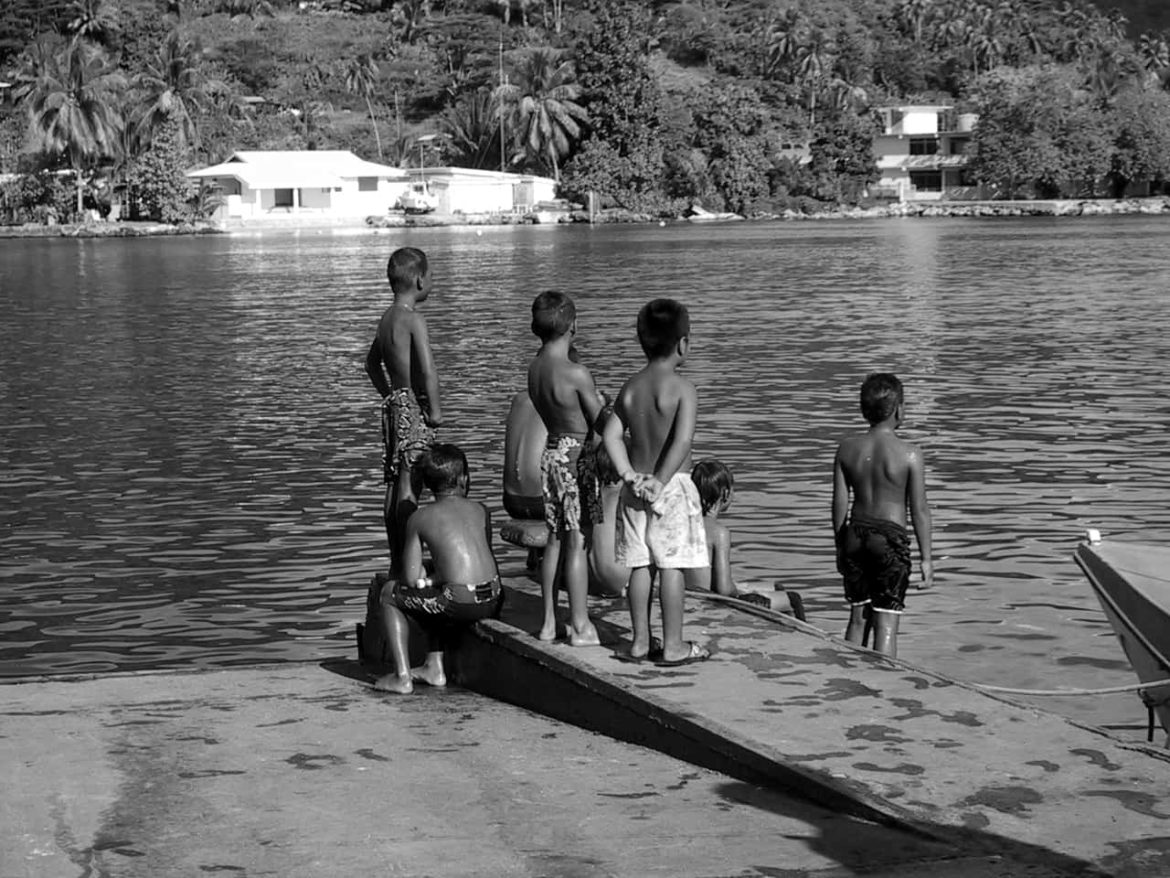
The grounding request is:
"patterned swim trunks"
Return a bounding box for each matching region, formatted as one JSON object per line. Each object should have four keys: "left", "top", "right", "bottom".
{"left": 837, "top": 514, "right": 912, "bottom": 612}
{"left": 540, "top": 434, "right": 602, "bottom": 534}
{"left": 391, "top": 577, "right": 505, "bottom": 624}
{"left": 616, "top": 472, "right": 708, "bottom": 570}
{"left": 381, "top": 387, "right": 435, "bottom": 484}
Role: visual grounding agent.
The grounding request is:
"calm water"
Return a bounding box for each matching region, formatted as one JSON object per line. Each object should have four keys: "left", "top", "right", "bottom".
{"left": 4, "top": 217, "right": 1170, "bottom": 738}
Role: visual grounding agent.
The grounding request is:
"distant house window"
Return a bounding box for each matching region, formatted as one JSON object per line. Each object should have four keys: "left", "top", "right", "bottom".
{"left": 910, "top": 171, "right": 942, "bottom": 192}
{"left": 948, "top": 136, "right": 970, "bottom": 156}
{"left": 909, "top": 137, "right": 939, "bottom": 156}
{"left": 274, "top": 188, "right": 293, "bottom": 207}
{"left": 358, "top": 177, "right": 377, "bottom": 192}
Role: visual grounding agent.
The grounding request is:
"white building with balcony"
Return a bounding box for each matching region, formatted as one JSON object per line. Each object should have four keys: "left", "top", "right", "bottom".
{"left": 873, "top": 105, "right": 981, "bottom": 202}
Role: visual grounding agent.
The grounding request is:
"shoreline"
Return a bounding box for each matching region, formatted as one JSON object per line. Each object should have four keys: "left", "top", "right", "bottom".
{"left": 2, "top": 196, "right": 1168, "bottom": 238}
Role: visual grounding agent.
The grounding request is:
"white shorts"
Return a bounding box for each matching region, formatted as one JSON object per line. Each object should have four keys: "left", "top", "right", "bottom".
{"left": 616, "top": 473, "right": 709, "bottom": 570}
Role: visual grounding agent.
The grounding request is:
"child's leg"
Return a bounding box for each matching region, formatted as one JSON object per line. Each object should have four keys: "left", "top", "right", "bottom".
{"left": 562, "top": 529, "right": 599, "bottom": 646}
{"left": 387, "top": 460, "right": 420, "bottom": 574}
{"left": 373, "top": 593, "right": 414, "bottom": 694}
{"left": 626, "top": 566, "right": 653, "bottom": 657}
{"left": 844, "top": 602, "right": 869, "bottom": 645}
{"left": 412, "top": 627, "right": 447, "bottom": 687}
{"left": 658, "top": 568, "right": 688, "bottom": 662}
{"left": 537, "top": 530, "right": 562, "bottom": 641}
{"left": 871, "top": 610, "right": 901, "bottom": 658}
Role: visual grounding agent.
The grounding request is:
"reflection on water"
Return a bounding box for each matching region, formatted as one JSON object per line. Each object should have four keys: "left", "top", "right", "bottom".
{"left": 4, "top": 218, "right": 1170, "bottom": 738}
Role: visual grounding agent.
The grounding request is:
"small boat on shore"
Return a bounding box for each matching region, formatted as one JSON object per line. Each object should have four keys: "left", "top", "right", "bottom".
{"left": 685, "top": 204, "right": 744, "bottom": 223}
{"left": 1075, "top": 532, "right": 1170, "bottom": 743}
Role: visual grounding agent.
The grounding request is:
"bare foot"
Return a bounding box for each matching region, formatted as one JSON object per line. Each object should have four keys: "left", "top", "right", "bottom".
{"left": 536, "top": 623, "right": 558, "bottom": 642}
{"left": 569, "top": 621, "right": 601, "bottom": 647}
{"left": 410, "top": 665, "right": 447, "bottom": 688}
{"left": 372, "top": 673, "right": 413, "bottom": 694}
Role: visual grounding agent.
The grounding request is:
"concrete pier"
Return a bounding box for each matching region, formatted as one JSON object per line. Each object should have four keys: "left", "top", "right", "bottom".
{"left": 5, "top": 568, "right": 1170, "bottom": 876}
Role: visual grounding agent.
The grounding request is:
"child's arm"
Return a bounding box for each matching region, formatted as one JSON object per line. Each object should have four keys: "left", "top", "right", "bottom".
{"left": 831, "top": 449, "right": 849, "bottom": 532}
{"left": 365, "top": 336, "right": 390, "bottom": 397}
{"left": 710, "top": 526, "right": 737, "bottom": 597}
{"left": 907, "top": 447, "right": 933, "bottom": 589}
{"left": 601, "top": 399, "right": 641, "bottom": 490}
{"left": 399, "top": 517, "right": 425, "bottom": 585}
{"left": 649, "top": 382, "right": 698, "bottom": 491}
{"left": 412, "top": 318, "right": 443, "bottom": 426}
{"left": 578, "top": 370, "right": 605, "bottom": 439}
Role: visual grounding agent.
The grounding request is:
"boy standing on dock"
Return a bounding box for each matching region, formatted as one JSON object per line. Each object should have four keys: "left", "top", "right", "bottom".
{"left": 528, "top": 292, "right": 605, "bottom": 645}
{"left": 832, "top": 372, "right": 933, "bottom": 658}
{"left": 365, "top": 247, "right": 443, "bottom": 573}
{"left": 373, "top": 444, "right": 503, "bottom": 694}
{"left": 603, "top": 299, "right": 710, "bottom": 666}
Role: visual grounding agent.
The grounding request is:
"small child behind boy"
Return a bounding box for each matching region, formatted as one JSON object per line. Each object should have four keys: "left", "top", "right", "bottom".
{"left": 689, "top": 459, "right": 740, "bottom": 598}
{"left": 832, "top": 372, "right": 933, "bottom": 658}
{"left": 603, "top": 298, "right": 710, "bottom": 666}
{"left": 373, "top": 444, "right": 503, "bottom": 694}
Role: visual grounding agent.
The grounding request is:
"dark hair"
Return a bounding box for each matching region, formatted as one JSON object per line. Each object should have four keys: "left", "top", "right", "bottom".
{"left": 417, "top": 443, "right": 468, "bottom": 494}
{"left": 387, "top": 247, "right": 428, "bottom": 293}
{"left": 531, "top": 291, "right": 576, "bottom": 341}
{"left": 860, "top": 373, "right": 903, "bottom": 424}
{"left": 637, "top": 298, "right": 690, "bottom": 358}
{"left": 691, "top": 459, "right": 733, "bottom": 515}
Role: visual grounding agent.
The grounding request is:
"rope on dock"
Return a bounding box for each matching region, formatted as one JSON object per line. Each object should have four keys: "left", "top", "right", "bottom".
{"left": 971, "top": 679, "right": 1170, "bottom": 696}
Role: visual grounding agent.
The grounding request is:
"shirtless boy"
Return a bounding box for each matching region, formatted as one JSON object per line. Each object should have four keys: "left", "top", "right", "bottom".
{"left": 832, "top": 372, "right": 933, "bottom": 658}
{"left": 373, "top": 444, "right": 503, "bottom": 694}
{"left": 603, "top": 299, "right": 710, "bottom": 666}
{"left": 689, "top": 459, "right": 739, "bottom": 598}
{"left": 365, "top": 247, "right": 443, "bottom": 572}
{"left": 527, "top": 291, "right": 604, "bottom": 645}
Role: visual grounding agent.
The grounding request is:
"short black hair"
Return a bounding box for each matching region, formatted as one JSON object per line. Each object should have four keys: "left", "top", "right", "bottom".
{"left": 387, "top": 247, "right": 428, "bottom": 293}
{"left": 531, "top": 291, "right": 576, "bottom": 341}
{"left": 860, "top": 373, "right": 903, "bottom": 424}
{"left": 417, "top": 443, "right": 468, "bottom": 494}
{"left": 691, "top": 459, "right": 733, "bottom": 516}
{"left": 637, "top": 298, "right": 690, "bottom": 358}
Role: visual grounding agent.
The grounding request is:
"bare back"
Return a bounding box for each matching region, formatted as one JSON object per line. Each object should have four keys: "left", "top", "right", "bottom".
{"left": 374, "top": 305, "right": 427, "bottom": 392}
{"left": 404, "top": 497, "right": 498, "bottom": 585}
{"left": 527, "top": 345, "right": 602, "bottom": 438}
{"left": 503, "top": 390, "right": 547, "bottom": 497}
{"left": 616, "top": 363, "right": 697, "bottom": 479}
{"left": 833, "top": 428, "right": 923, "bottom": 526}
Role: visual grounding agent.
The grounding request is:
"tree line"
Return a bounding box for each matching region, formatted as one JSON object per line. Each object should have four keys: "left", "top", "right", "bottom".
{"left": 3, "top": 0, "right": 1170, "bottom": 224}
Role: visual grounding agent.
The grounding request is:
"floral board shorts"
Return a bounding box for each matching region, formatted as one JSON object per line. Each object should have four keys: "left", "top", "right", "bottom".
{"left": 381, "top": 387, "right": 435, "bottom": 484}
{"left": 540, "top": 434, "right": 603, "bottom": 534}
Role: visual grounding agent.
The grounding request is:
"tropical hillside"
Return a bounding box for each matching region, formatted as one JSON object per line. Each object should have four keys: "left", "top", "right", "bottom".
{"left": 2, "top": 0, "right": 1170, "bottom": 223}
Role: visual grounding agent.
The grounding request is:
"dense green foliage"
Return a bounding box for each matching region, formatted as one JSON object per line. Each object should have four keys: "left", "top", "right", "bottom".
{"left": 3, "top": 0, "right": 1170, "bottom": 222}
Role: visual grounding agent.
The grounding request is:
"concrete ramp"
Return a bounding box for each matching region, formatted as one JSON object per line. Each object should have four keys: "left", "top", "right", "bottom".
{"left": 446, "top": 575, "right": 1170, "bottom": 873}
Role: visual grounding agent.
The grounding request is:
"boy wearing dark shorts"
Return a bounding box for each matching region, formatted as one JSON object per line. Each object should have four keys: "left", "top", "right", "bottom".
{"left": 832, "top": 373, "right": 933, "bottom": 658}
{"left": 373, "top": 444, "right": 503, "bottom": 694}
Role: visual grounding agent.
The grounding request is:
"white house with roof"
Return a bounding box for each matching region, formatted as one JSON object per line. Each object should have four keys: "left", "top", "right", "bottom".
{"left": 187, "top": 150, "right": 410, "bottom": 221}
{"left": 873, "top": 105, "right": 981, "bottom": 202}
{"left": 186, "top": 150, "right": 560, "bottom": 222}
{"left": 405, "top": 166, "right": 558, "bottom": 215}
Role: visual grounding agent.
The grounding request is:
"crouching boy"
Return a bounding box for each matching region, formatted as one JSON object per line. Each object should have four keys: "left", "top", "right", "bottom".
{"left": 373, "top": 443, "right": 504, "bottom": 694}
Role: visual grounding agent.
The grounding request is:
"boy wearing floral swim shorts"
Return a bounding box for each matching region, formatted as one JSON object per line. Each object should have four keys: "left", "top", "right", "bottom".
{"left": 527, "top": 292, "right": 605, "bottom": 645}
{"left": 365, "top": 247, "right": 444, "bottom": 572}
{"left": 603, "top": 299, "right": 710, "bottom": 666}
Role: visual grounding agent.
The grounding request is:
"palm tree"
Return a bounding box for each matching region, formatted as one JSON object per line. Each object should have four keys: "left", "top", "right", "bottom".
{"left": 795, "top": 28, "right": 835, "bottom": 128}
{"left": 440, "top": 88, "right": 501, "bottom": 170}
{"left": 67, "top": 0, "right": 118, "bottom": 45}
{"left": 761, "top": 8, "right": 801, "bottom": 79}
{"left": 494, "top": 47, "right": 587, "bottom": 180}
{"left": 345, "top": 54, "right": 383, "bottom": 160}
{"left": 23, "top": 37, "right": 126, "bottom": 216}
{"left": 134, "top": 30, "right": 219, "bottom": 154}
{"left": 1139, "top": 32, "right": 1169, "bottom": 74}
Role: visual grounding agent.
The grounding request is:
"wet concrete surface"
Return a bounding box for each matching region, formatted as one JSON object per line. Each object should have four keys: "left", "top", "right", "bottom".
{"left": 0, "top": 662, "right": 1105, "bottom": 878}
